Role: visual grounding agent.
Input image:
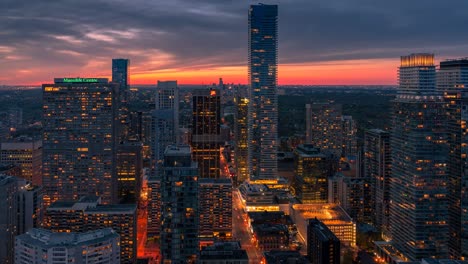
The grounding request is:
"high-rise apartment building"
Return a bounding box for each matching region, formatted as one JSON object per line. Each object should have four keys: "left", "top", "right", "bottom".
{"left": 160, "top": 145, "right": 199, "bottom": 263}
{"left": 42, "top": 78, "right": 118, "bottom": 206}
{"left": 147, "top": 175, "right": 161, "bottom": 239}
{"left": 307, "top": 218, "right": 341, "bottom": 264}
{"left": 192, "top": 88, "right": 222, "bottom": 178}
{"left": 342, "top": 115, "right": 358, "bottom": 157}
{"left": 292, "top": 144, "right": 337, "bottom": 204}
{"left": 390, "top": 54, "right": 449, "bottom": 260}
{"left": 437, "top": 58, "right": 468, "bottom": 259}
{"left": 15, "top": 228, "right": 120, "bottom": 264}
{"left": 116, "top": 140, "right": 143, "bottom": 203}
{"left": 235, "top": 96, "right": 249, "bottom": 184}
{"left": 152, "top": 81, "right": 179, "bottom": 171}
{"left": 305, "top": 102, "right": 343, "bottom": 157}
{"left": 198, "top": 178, "right": 232, "bottom": 244}
{"left": 1, "top": 139, "right": 42, "bottom": 185}
{"left": 364, "top": 129, "right": 391, "bottom": 237}
{"left": 45, "top": 196, "right": 137, "bottom": 264}
{"left": 248, "top": 4, "right": 278, "bottom": 180}
{"left": 0, "top": 175, "right": 18, "bottom": 264}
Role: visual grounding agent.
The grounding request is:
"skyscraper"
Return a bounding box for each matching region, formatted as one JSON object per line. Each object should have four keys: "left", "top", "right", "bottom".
{"left": 152, "top": 81, "right": 179, "bottom": 172}
{"left": 0, "top": 174, "right": 18, "bottom": 264}
{"left": 437, "top": 58, "right": 468, "bottom": 259}
{"left": 305, "top": 102, "right": 343, "bottom": 157}
{"left": 160, "top": 145, "right": 199, "bottom": 263}
{"left": 235, "top": 96, "right": 249, "bottom": 184}
{"left": 1, "top": 138, "right": 42, "bottom": 185}
{"left": 198, "top": 178, "right": 232, "bottom": 245}
{"left": 112, "top": 58, "right": 129, "bottom": 103}
{"left": 390, "top": 54, "right": 449, "bottom": 260}
{"left": 307, "top": 218, "right": 341, "bottom": 264}
{"left": 364, "top": 129, "right": 391, "bottom": 238}
{"left": 192, "top": 88, "right": 222, "bottom": 178}
{"left": 42, "top": 78, "right": 118, "bottom": 206}
{"left": 112, "top": 59, "right": 129, "bottom": 141}
{"left": 292, "top": 144, "right": 337, "bottom": 204}
{"left": 248, "top": 4, "right": 278, "bottom": 180}
{"left": 116, "top": 140, "right": 143, "bottom": 203}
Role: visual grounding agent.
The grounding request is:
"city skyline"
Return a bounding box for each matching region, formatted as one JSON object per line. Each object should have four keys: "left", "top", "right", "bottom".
{"left": 2, "top": 1, "right": 468, "bottom": 85}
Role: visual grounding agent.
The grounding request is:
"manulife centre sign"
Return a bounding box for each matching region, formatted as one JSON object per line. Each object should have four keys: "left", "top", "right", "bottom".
{"left": 55, "top": 78, "right": 108, "bottom": 83}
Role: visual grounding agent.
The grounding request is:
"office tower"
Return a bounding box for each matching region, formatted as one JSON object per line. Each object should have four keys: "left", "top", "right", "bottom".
{"left": 364, "top": 129, "right": 391, "bottom": 237}
{"left": 0, "top": 175, "right": 18, "bottom": 264}
{"left": 390, "top": 54, "right": 449, "bottom": 260}
{"left": 17, "top": 180, "right": 44, "bottom": 234}
{"left": 147, "top": 175, "right": 161, "bottom": 239}
{"left": 199, "top": 241, "right": 248, "bottom": 264}
{"left": 248, "top": 4, "right": 278, "bottom": 180}
{"left": 437, "top": 58, "right": 468, "bottom": 259}
{"left": 112, "top": 59, "right": 129, "bottom": 141}
{"left": 198, "top": 178, "right": 232, "bottom": 244}
{"left": 152, "top": 81, "right": 179, "bottom": 170}
{"left": 1, "top": 138, "right": 42, "bottom": 185}
{"left": 45, "top": 196, "right": 137, "bottom": 264}
{"left": 160, "top": 145, "right": 199, "bottom": 263}
{"left": 341, "top": 115, "right": 358, "bottom": 157}
{"left": 305, "top": 102, "right": 343, "bottom": 157}
{"left": 192, "top": 88, "right": 222, "bottom": 178}
{"left": 128, "top": 111, "right": 143, "bottom": 140}
{"left": 292, "top": 144, "right": 337, "bottom": 204}
{"left": 42, "top": 78, "right": 118, "bottom": 206}
{"left": 235, "top": 96, "right": 249, "bottom": 184}
{"left": 15, "top": 228, "right": 120, "bottom": 264}
{"left": 116, "top": 140, "right": 143, "bottom": 203}
{"left": 307, "top": 218, "right": 340, "bottom": 264}
{"left": 112, "top": 58, "right": 129, "bottom": 103}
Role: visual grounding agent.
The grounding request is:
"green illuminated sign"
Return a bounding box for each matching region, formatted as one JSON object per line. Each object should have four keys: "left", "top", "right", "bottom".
{"left": 63, "top": 78, "right": 99, "bottom": 83}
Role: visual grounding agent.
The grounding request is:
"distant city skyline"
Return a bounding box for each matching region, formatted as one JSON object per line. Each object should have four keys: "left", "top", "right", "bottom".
{"left": 2, "top": 1, "right": 468, "bottom": 85}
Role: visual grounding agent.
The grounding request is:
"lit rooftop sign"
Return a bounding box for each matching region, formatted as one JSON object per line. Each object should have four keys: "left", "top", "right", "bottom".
{"left": 54, "top": 78, "right": 108, "bottom": 83}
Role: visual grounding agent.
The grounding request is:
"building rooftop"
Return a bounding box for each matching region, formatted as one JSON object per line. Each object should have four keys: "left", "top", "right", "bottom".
{"left": 199, "top": 241, "right": 248, "bottom": 260}
{"left": 253, "top": 223, "right": 289, "bottom": 236}
{"left": 295, "top": 144, "right": 327, "bottom": 158}
{"left": 16, "top": 228, "right": 119, "bottom": 248}
{"left": 47, "top": 196, "right": 136, "bottom": 214}
{"left": 291, "top": 203, "right": 353, "bottom": 224}
{"left": 263, "top": 250, "right": 310, "bottom": 264}
{"left": 1, "top": 140, "right": 42, "bottom": 150}
{"left": 308, "top": 218, "right": 340, "bottom": 242}
{"left": 198, "top": 178, "right": 232, "bottom": 185}
{"left": 164, "top": 145, "right": 192, "bottom": 156}
{"left": 0, "top": 174, "right": 16, "bottom": 185}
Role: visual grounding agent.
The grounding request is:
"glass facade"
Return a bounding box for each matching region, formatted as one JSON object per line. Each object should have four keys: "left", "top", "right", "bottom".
{"left": 248, "top": 4, "right": 278, "bottom": 179}
{"left": 390, "top": 54, "right": 449, "bottom": 260}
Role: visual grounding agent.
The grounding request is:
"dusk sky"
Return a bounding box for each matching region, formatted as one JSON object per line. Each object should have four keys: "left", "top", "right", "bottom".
{"left": 2, "top": 0, "right": 468, "bottom": 85}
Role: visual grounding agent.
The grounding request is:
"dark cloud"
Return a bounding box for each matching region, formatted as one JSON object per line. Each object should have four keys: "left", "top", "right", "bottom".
{"left": 1, "top": 0, "right": 468, "bottom": 83}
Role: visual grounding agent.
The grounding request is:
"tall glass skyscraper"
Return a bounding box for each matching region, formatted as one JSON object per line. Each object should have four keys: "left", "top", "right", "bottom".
{"left": 437, "top": 58, "right": 468, "bottom": 259}
{"left": 390, "top": 54, "right": 449, "bottom": 260}
{"left": 42, "top": 78, "right": 118, "bottom": 206}
{"left": 248, "top": 4, "right": 278, "bottom": 180}
{"left": 112, "top": 58, "right": 129, "bottom": 102}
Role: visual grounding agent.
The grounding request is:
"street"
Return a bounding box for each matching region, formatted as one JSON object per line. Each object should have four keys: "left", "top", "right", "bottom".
{"left": 232, "top": 189, "right": 264, "bottom": 263}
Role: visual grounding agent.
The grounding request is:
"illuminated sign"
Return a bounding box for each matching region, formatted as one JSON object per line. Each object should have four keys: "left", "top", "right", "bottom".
{"left": 210, "top": 90, "right": 217, "bottom": 96}
{"left": 63, "top": 78, "right": 98, "bottom": 83}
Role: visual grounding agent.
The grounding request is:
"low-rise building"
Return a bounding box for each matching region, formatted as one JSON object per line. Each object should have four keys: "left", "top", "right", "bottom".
{"left": 199, "top": 241, "right": 248, "bottom": 264}
{"left": 238, "top": 182, "right": 279, "bottom": 212}
{"left": 252, "top": 224, "right": 289, "bottom": 251}
{"left": 15, "top": 228, "right": 120, "bottom": 264}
